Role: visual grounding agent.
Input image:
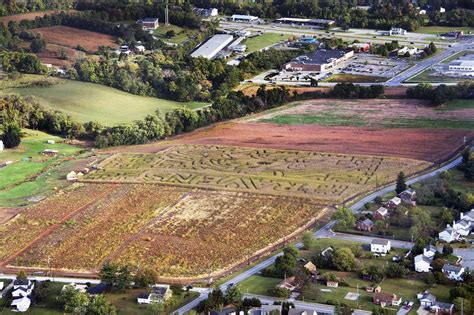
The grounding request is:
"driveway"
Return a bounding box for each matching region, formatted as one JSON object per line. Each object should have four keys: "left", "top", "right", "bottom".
{"left": 454, "top": 247, "right": 474, "bottom": 269}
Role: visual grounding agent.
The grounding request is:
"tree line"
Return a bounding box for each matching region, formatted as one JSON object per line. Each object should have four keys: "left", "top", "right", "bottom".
{"left": 407, "top": 82, "right": 474, "bottom": 105}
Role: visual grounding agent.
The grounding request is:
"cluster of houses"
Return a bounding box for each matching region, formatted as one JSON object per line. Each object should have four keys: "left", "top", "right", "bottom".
{"left": 418, "top": 291, "right": 454, "bottom": 314}
{"left": 413, "top": 245, "right": 465, "bottom": 281}
{"left": 114, "top": 43, "right": 146, "bottom": 56}
{"left": 66, "top": 167, "right": 91, "bottom": 181}
{"left": 438, "top": 209, "right": 474, "bottom": 243}
{"left": 356, "top": 189, "right": 416, "bottom": 232}
{"left": 209, "top": 304, "right": 319, "bottom": 315}
{"left": 9, "top": 279, "right": 34, "bottom": 312}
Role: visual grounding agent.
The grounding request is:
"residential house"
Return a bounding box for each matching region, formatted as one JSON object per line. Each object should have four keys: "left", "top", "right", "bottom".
{"left": 371, "top": 239, "right": 391, "bottom": 254}
{"left": 87, "top": 283, "right": 107, "bottom": 295}
{"left": 11, "top": 296, "right": 31, "bottom": 312}
{"left": 460, "top": 209, "right": 474, "bottom": 222}
{"left": 423, "top": 245, "right": 437, "bottom": 259}
{"left": 384, "top": 197, "right": 401, "bottom": 210}
{"left": 366, "top": 285, "right": 381, "bottom": 293}
{"left": 373, "top": 207, "right": 389, "bottom": 221}
{"left": 397, "top": 46, "right": 417, "bottom": 56}
{"left": 438, "top": 226, "right": 460, "bottom": 243}
{"left": 417, "top": 291, "right": 436, "bottom": 307}
{"left": 373, "top": 292, "right": 402, "bottom": 307}
{"left": 452, "top": 219, "right": 472, "bottom": 236}
{"left": 137, "top": 284, "right": 173, "bottom": 304}
{"left": 442, "top": 264, "right": 465, "bottom": 281}
{"left": 399, "top": 189, "right": 416, "bottom": 205}
{"left": 327, "top": 280, "right": 339, "bottom": 287}
{"left": 439, "top": 209, "right": 474, "bottom": 243}
{"left": 248, "top": 304, "right": 282, "bottom": 315}
{"left": 321, "top": 246, "right": 334, "bottom": 258}
{"left": 0, "top": 140, "right": 3, "bottom": 151}
{"left": 62, "top": 283, "right": 88, "bottom": 293}
{"left": 350, "top": 42, "right": 371, "bottom": 52}
{"left": 303, "top": 261, "right": 317, "bottom": 275}
{"left": 193, "top": 7, "right": 218, "bottom": 17}
{"left": 430, "top": 302, "right": 454, "bottom": 314}
{"left": 414, "top": 254, "right": 432, "bottom": 273}
{"left": 139, "top": 18, "right": 159, "bottom": 30}
{"left": 0, "top": 281, "right": 3, "bottom": 290}
{"left": 278, "top": 276, "right": 297, "bottom": 291}
{"left": 12, "top": 280, "right": 34, "bottom": 298}
{"left": 288, "top": 308, "right": 318, "bottom": 315}
{"left": 356, "top": 218, "right": 374, "bottom": 231}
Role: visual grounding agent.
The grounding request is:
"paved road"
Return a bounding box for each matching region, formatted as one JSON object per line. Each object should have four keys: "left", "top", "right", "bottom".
{"left": 386, "top": 38, "right": 474, "bottom": 86}
{"left": 174, "top": 154, "right": 466, "bottom": 314}
{"left": 244, "top": 293, "right": 336, "bottom": 314}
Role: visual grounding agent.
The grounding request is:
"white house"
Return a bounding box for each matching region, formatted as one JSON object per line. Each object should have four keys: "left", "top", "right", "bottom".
{"left": 371, "top": 239, "right": 391, "bottom": 254}
{"left": 13, "top": 279, "right": 34, "bottom": 291}
{"left": 11, "top": 296, "right": 31, "bottom": 312}
{"left": 423, "top": 245, "right": 437, "bottom": 259}
{"left": 414, "top": 254, "right": 432, "bottom": 273}
{"left": 438, "top": 226, "right": 460, "bottom": 243}
{"left": 0, "top": 140, "right": 3, "bottom": 151}
{"left": 137, "top": 284, "right": 172, "bottom": 304}
{"left": 442, "top": 264, "right": 465, "bottom": 281}
{"left": 460, "top": 209, "right": 474, "bottom": 222}
{"left": 135, "top": 45, "right": 146, "bottom": 53}
{"left": 452, "top": 219, "right": 472, "bottom": 236}
{"left": 249, "top": 304, "right": 283, "bottom": 315}
{"left": 417, "top": 291, "right": 436, "bottom": 307}
{"left": 0, "top": 281, "right": 3, "bottom": 290}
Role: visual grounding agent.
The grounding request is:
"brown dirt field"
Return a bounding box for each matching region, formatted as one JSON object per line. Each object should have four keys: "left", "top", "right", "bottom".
{"left": 0, "top": 207, "right": 22, "bottom": 224}
{"left": 30, "top": 26, "right": 116, "bottom": 53}
{"left": 0, "top": 10, "right": 77, "bottom": 24}
{"left": 107, "top": 122, "right": 472, "bottom": 163}
{"left": 36, "top": 44, "right": 80, "bottom": 67}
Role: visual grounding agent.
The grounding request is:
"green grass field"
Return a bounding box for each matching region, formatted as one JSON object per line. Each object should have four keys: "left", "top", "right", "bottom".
{"left": 244, "top": 33, "right": 287, "bottom": 53}
{"left": 153, "top": 24, "right": 199, "bottom": 44}
{"left": 239, "top": 275, "right": 282, "bottom": 295}
{"left": 0, "top": 129, "right": 83, "bottom": 206}
{"left": 415, "top": 26, "right": 474, "bottom": 35}
{"left": 325, "top": 74, "right": 388, "bottom": 83}
{"left": 1, "top": 78, "right": 207, "bottom": 126}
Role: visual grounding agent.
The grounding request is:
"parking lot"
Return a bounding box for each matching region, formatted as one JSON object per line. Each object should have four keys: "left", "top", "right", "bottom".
{"left": 338, "top": 54, "right": 410, "bottom": 77}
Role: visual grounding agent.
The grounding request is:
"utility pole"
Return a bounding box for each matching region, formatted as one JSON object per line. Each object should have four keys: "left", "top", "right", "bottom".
{"left": 165, "top": 0, "right": 169, "bottom": 26}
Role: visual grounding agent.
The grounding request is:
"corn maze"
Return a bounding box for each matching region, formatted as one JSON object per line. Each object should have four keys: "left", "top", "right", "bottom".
{"left": 85, "top": 145, "right": 430, "bottom": 203}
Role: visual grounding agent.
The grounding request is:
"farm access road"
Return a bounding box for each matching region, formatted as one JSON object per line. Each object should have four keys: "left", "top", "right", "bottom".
{"left": 174, "top": 154, "right": 466, "bottom": 314}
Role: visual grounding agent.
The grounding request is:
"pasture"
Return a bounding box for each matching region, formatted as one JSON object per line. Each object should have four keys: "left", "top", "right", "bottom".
{"left": 153, "top": 24, "right": 199, "bottom": 44}
{"left": 243, "top": 33, "right": 287, "bottom": 52}
{"left": 30, "top": 26, "right": 116, "bottom": 53}
{"left": 0, "top": 10, "right": 77, "bottom": 24}
{"left": 2, "top": 79, "right": 207, "bottom": 125}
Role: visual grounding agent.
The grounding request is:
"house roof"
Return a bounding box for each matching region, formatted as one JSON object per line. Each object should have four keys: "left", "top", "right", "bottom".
{"left": 137, "top": 293, "right": 149, "bottom": 299}
{"left": 424, "top": 245, "right": 437, "bottom": 253}
{"left": 442, "top": 264, "right": 464, "bottom": 273}
{"left": 419, "top": 292, "right": 436, "bottom": 302}
{"left": 151, "top": 285, "right": 170, "bottom": 297}
{"left": 371, "top": 239, "right": 390, "bottom": 246}
{"left": 376, "top": 207, "right": 388, "bottom": 216}
{"left": 87, "top": 283, "right": 107, "bottom": 294}
{"left": 142, "top": 18, "right": 158, "bottom": 23}
{"left": 374, "top": 292, "right": 400, "bottom": 301}
{"left": 388, "top": 197, "right": 401, "bottom": 204}
{"left": 433, "top": 302, "right": 454, "bottom": 310}
{"left": 11, "top": 296, "right": 30, "bottom": 306}
{"left": 415, "top": 254, "right": 432, "bottom": 264}
{"left": 13, "top": 279, "right": 30, "bottom": 286}
{"left": 360, "top": 218, "right": 374, "bottom": 226}
{"left": 463, "top": 209, "right": 474, "bottom": 220}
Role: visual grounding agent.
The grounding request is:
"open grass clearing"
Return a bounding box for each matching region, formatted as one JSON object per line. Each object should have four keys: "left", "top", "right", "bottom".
{"left": 415, "top": 26, "right": 474, "bottom": 35}
{"left": 1, "top": 77, "right": 207, "bottom": 125}
{"left": 243, "top": 33, "right": 287, "bottom": 52}
{"left": 324, "top": 74, "right": 388, "bottom": 83}
{"left": 153, "top": 24, "right": 198, "bottom": 44}
{"left": 239, "top": 275, "right": 282, "bottom": 296}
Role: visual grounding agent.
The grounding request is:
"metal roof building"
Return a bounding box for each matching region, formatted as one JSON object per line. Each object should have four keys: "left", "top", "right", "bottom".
{"left": 190, "top": 34, "right": 234, "bottom": 59}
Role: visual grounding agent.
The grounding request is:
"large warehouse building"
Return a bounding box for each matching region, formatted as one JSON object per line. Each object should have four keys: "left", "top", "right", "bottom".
{"left": 275, "top": 17, "right": 335, "bottom": 28}
{"left": 283, "top": 49, "right": 354, "bottom": 72}
{"left": 190, "top": 34, "right": 234, "bottom": 59}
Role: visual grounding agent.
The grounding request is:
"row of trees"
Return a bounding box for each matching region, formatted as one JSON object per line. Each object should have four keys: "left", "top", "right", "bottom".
{"left": 406, "top": 82, "right": 474, "bottom": 105}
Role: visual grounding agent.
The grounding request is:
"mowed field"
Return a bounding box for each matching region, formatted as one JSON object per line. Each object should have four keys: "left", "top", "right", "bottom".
{"left": 115, "top": 98, "right": 473, "bottom": 163}
{"left": 30, "top": 26, "right": 116, "bottom": 53}
{"left": 2, "top": 78, "right": 207, "bottom": 125}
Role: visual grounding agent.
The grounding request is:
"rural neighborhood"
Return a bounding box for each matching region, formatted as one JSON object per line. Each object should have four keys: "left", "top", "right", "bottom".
{"left": 0, "top": 0, "right": 473, "bottom": 314}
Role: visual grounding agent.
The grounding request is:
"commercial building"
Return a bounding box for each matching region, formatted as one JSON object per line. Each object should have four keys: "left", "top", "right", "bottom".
{"left": 283, "top": 49, "right": 353, "bottom": 72}
{"left": 190, "top": 34, "right": 234, "bottom": 59}
{"left": 382, "top": 27, "right": 407, "bottom": 36}
{"left": 448, "top": 60, "right": 474, "bottom": 75}
{"left": 275, "top": 17, "right": 335, "bottom": 28}
{"left": 230, "top": 14, "right": 259, "bottom": 22}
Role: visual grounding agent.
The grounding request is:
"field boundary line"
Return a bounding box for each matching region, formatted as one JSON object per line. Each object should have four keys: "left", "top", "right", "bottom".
{"left": 1, "top": 184, "right": 118, "bottom": 267}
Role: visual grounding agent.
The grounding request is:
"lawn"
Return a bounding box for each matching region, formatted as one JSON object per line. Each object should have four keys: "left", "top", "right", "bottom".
{"left": 325, "top": 74, "right": 388, "bottom": 83}
{"left": 104, "top": 289, "right": 199, "bottom": 314}
{"left": 415, "top": 26, "right": 474, "bottom": 35}
{"left": 153, "top": 24, "right": 199, "bottom": 44}
{"left": 243, "top": 33, "right": 287, "bottom": 53}
{"left": 1, "top": 77, "right": 207, "bottom": 126}
{"left": 238, "top": 275, "right": 282, "bottom": 295}
{"left": 0, "top": 129, "right": 83, "bottom": 207}
{"left": 441, "top": 99, "right": 474, "bottom": 110}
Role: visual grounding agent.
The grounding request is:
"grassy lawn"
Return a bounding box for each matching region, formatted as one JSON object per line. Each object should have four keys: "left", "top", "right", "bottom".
{"left": 1, "top": 76, "right": 207, "bottom": 126}
{"left": 238, "top": 275, "right": 282, "bottom": 296}
{"left": 104, "top": 289, "right": 199, "bottom": 315}
{"left": 441, "top": 99, "right": 474, "bottom": 110}
{"left": 415, "top": 26, "right": 474, "bottom": 35}
{"left": 0, "top": 129, "right": 84, "bottom": 207}
{"left": 243, "top": 33, "right": 287, "bottom": 53}
{"left": 153, "top": 24, "right": 198, "bottom": 44}
{"left": 325, "top": 74, "right": 388, "bottom": 83}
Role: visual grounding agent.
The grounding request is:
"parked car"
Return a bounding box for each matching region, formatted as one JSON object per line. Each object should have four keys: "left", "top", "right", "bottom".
{"left": 404, "top": 301, "right": 414, "bottom": 310}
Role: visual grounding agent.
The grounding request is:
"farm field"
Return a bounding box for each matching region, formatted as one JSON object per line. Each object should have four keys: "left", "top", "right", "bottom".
{"left": 324, "top": 74, "right": 387, "bottom": 83}
{"left": 107, "top": 98, "right": 472, "bottom": 163}
{"left": 86, "top": 145, "right": 430, "bottom": 202}
{"left": 1, "top": 78, "right": 207, "bottom": 125}
{"left": 30, "top": 26, "right": 116, "bottom": 53}
{"left": 414, "top": 26, "right": 474, "bottom": 35}
{"left": 0, "top": 10, "right": 77, "bottom": 24}
{"left": 0, "top": 129, "right": 84, "bottom": 207}
{"left": 2, "top": 183, "right": 327, "bottom": 278}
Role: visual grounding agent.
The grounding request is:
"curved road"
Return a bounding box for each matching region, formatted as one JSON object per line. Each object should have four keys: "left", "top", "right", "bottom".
{"left": 174, "top": 154, "right": 465, "bottom": 314}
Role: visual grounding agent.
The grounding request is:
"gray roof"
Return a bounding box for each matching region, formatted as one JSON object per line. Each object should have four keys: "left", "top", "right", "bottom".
{"left": 143, "top": 18, "right": 158, "bottom": 23}
{"left": 371, "top": 239, "right": 390, "bottom": 245}
{"left": 425, "top": 245, "right": 437, "bottom": 252}
{"left": 442, "top": 264, "right": 463, "bottom": 273}
{"left": 361, "top": 218, "right": 374, "bottom": 226}
{"left": 433, "top": 302, "right": 454, "bottom": 310}
{"left": 293, "top": 49, "right": 350, "bottom": 65}
{"left": 419, "top": 292, "right": 436, "bottom": 302}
